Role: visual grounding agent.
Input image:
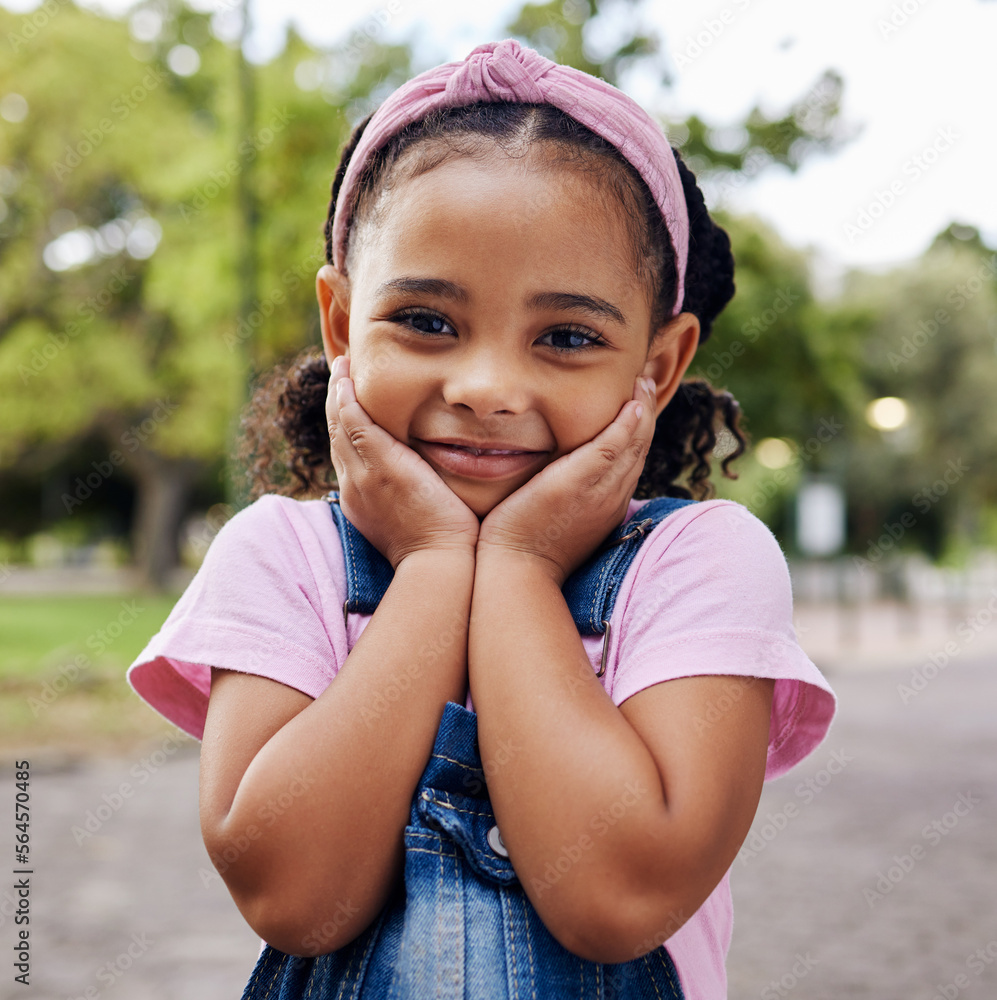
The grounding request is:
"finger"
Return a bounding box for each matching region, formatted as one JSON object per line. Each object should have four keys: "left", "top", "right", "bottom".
{"left": 558, "top": 410, "right": 640, "bottom": 499}
{"left": 335, "top": 375, "right": 379, "bottom": 439}
{"left": 325, "top": 356, "right": 350, "bottom": 421}
{"left": 327, "top": 374, "right": 374, "bottom": 484}
{"left": 582, "top": 378, "right": 656, "bottom": 485}
{"left": 600, "top": 376, "right": 652, "bottom": 439}
{"left": 628, "top": 374, "right": 657, "bottom": 424}
{"left": 627, "top": 376, "right": 658, "bottom": 465}
{"left": 333, "top": 377, "right": 425, "bottom": 487}
{"left": 325, "top": 364, "right": 344, "bottom": 473}
{"left": 329, "top": 354, "right": 349, "bottom": 383}
{"left": 608, "top": 376, "right": 656, "bottom": 463}
{"left": 635, "top": 375, "right": 658, "bottom": 439}
{"left": 607, "top": 376, "right": 656, "bottom": 449}
{"left": 325, "top": 356, "right": 349, "bottom": 430}
{"left": 331, "top": 376, "right": 373, "bottom": 457}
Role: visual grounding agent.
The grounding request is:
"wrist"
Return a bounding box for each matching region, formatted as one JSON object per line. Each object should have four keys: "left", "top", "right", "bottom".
{"left": 394, "top": 545, "right": 476, "bottom": 575}
{"left": 475, "top": 540, "right": 566, "bottom": 589}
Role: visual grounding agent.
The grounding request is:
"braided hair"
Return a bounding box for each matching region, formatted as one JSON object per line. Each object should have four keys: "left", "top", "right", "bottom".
{"left": 239, "top": 103, "right": 745, "bottom": 501}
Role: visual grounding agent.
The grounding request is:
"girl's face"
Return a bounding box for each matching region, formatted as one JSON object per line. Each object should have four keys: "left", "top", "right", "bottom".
{"left": 318, "top": 148, "right": 698, "bottom": 518}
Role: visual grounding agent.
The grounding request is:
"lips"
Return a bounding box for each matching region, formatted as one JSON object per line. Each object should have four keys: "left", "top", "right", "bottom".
{"left": 445, "top": 445, "right": 527, "bottom": 456}
{"left": 415, "top": 438, "right": 547, "bottom": 480}
{"left": 421, "top": 438, "right": 542, "bottom": 456}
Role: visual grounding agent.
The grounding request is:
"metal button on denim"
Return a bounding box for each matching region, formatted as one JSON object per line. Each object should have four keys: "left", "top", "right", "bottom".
{"left": 487, "top": 824, "right": 509, "bottom": 857}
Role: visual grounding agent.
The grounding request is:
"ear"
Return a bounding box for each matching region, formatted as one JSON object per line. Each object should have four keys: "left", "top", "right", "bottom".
{"left": 642, "top": 312, "right": 701, "bottom": 418}
{"left": 316, "top": 264, "right": 351, "bottom": 366}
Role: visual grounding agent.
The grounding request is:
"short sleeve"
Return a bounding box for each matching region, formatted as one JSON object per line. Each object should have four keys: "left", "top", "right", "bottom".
{"left": 126, "top": 495, "right": 350, "bottom": 740}
{"left": 606, "top": 499, "right": 836, "bottom": 780}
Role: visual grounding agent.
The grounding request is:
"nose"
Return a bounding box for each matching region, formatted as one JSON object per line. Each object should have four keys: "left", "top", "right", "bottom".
{"left": 442, "top": 343, "right": 531, "bottom": 417}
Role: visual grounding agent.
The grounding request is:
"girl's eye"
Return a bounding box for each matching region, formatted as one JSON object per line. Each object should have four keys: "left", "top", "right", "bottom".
{"left": 390, "top": 312, "right": 604, "bottom": 352}
{"left": 539, "top": 326, "right": 606, "bottom": 353}
{"left": 393, "top": 309, "right": 455, "bottom": 336}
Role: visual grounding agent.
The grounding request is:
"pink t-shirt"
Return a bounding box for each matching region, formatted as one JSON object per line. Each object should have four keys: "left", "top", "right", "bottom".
{"left": 128, "top": 493, "right": 835, "bottom": 999}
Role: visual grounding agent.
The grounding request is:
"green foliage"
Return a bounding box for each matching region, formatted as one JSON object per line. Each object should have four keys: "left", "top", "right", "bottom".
{"left": 846, "top": 235, "right": 997, "bottom": 524}
{"left": 694, "top": 212, "right": 870, "bottom": 450}
{"left": 0, "top": 2, "right": 418, "bottom": 582}
{"left": 679, "top": 70, "right": 854, "bottom": 178}
{"left": 505, "top": 2, "right": 854, "bottom": 180}
{"left": 0, "top": 1, "right": 242, "bottom": 466}
{"left": 0, "top": 3, "right": 418, "bottom": 469}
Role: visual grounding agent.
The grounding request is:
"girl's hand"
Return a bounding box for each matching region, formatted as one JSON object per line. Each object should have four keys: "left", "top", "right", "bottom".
{"left": 477, "top": 375, "right": 658, "bottom": 587}
{"left": 327, "top": 356, "right": 480, "bottom": 569}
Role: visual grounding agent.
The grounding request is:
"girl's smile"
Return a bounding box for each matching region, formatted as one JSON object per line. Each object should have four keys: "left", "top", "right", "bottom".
{"left": 414, "top": 438, "right": 548, "bottom": 480}
{"left": 319, "top": 149, "right": 694, "bottom": 518}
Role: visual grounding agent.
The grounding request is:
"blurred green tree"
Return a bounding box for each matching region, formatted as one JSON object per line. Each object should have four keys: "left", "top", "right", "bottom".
{"left": 843, "top": 227, "right": 997, "bottom": 559}
{"left": 698, "top": 212, "right": 871, "bottom": 444}
{"left": 0, "top": 2, "right": 240, "bottom": 587}
{"left": 0, "top": 1, "right": 411, "bottom": 585}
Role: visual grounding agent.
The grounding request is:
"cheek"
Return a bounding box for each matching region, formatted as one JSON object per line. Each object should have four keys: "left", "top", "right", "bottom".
{"left": 551, "top": 390, "right": 628, "bottom": 453}
{"left": 350, "top": 353, "right": 420, "bottom": 436}
{"left": 354, "top": 376, "right": 400, "bottom": 431}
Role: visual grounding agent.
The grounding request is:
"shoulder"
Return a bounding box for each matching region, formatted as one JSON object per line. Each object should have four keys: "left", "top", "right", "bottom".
{"left": 202, "top": 494, "right": 344, "bottom": 584}
{"left": 618, "top": 498, "right": 796, "bottom": 645}
{"left": 631, "top": 495, "right": 783, "bottom": 548}
{"left": 127, "top": 494, "right": 350, "bottom": 740}
{"left": 212, "top": 493, "right": 336, "bottom": 548}
{"left": 628, "top": 497, "right": 792, "bottom": 603}
{"left": 612, "top": 498, "right": 837, "bottom": 779}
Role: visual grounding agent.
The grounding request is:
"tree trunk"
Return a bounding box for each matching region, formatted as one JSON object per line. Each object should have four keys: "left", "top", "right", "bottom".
{"left": 130, "top": 452, "right": 202, "bottom": 590}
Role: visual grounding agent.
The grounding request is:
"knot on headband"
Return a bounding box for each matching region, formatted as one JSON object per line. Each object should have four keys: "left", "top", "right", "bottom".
{"left": 444, "top": 40, "right": 551, "bottom": 104}
{"left": 332, "top": 40, "right": 689, "bottom": 316}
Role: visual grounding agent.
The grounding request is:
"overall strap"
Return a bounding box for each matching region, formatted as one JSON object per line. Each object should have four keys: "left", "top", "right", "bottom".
{"left": 560, "top": 495, "right": 694, "bottom": 634}
{"left": 326, "top": 493, "right": 396, "bottom": 626}
{"left": 325, "top": 492, "right": 694, "bottom": 660}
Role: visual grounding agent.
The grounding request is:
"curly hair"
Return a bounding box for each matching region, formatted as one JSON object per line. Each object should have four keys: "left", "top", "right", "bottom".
{"left": 239, "top": 102, "right": 745, "bottom": 502}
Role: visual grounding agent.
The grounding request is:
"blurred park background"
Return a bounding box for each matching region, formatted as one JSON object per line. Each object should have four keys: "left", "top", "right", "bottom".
{"left": 1, "top": 0, "right": 996, "bottom": 996}
{"left": 2, "top": 0, "right": 997, "bottom": 746}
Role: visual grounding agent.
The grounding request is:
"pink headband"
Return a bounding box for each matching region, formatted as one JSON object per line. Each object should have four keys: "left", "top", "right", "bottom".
{"left": 331, "top": 39, "right": 689, "bottom": 316}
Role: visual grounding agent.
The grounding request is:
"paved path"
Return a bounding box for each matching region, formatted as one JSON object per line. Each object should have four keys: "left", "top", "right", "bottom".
{"left": 2, "top": 649, "right": 994, "bottom": 998}
{"left": 1, "top": 744, "right": 261, "bottom": 1000}
{"left": 727, "top": 652, "right": 996, "bottom": 999}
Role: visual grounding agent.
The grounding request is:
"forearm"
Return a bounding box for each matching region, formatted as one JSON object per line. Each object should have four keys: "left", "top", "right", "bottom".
{"left": 468, "top": 548, "right": 672, "bottom": 960}
{"left": 209, "top": 548, "right": 474, "bottom": 955}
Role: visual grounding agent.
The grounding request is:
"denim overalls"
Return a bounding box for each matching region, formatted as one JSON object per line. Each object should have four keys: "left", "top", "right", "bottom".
{"left": 240, "top": 493, "right": 693, "bottom": 1000}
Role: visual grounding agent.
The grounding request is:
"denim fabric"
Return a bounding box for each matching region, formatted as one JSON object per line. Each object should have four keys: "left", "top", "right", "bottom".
{"left": 241, "top": 704, "right": 685, "bottom": 999}
{"left": 327, "top": 491, "right": 694, "bottom": 634}
{"left": 559, "top": 496, "right": 694, "bottom": 634}
{"left": 240, "top": 497, "right": 692, "bottom": 999}
{"left": 328, "top": 492, "right": 397, "bottom": 620}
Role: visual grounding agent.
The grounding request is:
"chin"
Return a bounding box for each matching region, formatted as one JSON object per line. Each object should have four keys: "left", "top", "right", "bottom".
{"left": 464, "top": 492, "right": 502, "bottom": 521}
{"left": 450, "top": 483, "right": 510, "bottom": 521}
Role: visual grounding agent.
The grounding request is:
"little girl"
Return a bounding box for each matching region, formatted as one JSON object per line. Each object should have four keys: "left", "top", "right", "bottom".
{"left": 128, "top": 40, "right": 836, "bottom": 999}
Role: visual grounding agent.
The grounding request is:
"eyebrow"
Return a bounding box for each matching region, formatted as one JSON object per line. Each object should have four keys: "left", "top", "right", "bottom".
{"left": 374, "top": 277, "right": 469, "bottom": 304}
{"left": 525, "top": 291, "right": 627, "bottom": 327}
{"left": 374, "top": 277, "right": 627, "bottom": 326}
